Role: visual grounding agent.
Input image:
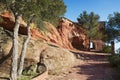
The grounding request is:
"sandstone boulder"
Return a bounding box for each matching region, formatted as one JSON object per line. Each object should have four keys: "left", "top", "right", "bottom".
{"left": 0, "top": 32, "right": 47, "bottom": 63}
{"left": 0, "top": 30, "right": 75, "bottom": 75}
{"left": 40, "top": 46, "right": 75, "bottom": 75}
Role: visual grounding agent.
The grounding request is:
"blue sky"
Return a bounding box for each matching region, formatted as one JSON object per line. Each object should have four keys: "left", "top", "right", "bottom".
{"left": 64, "top": 0, "right": 120, "bottom": 52}
{"left": 64, "top": 0, "right": 120, "bottom": 22}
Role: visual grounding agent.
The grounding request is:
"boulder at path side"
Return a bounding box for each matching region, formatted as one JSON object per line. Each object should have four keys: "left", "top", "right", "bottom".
{"left": 40, "top": 46, "right": 75, "bottom": 75}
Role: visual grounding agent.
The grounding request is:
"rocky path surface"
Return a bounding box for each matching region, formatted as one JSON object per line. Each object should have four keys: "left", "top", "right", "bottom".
{"left": 48, "top": 51, "right": 119, "bottom": 80}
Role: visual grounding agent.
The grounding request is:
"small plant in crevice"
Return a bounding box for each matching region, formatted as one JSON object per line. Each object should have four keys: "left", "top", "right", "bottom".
{"left": 18, "top": 63, "right": 47, "bottom": 80}
{"left": 22, "top": 64, "right": 38, "bottom": 76}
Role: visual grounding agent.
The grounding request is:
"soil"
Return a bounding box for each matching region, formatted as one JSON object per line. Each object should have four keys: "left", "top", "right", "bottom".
{"left": 47, "top": 50, "right": 119, "bottom": 80}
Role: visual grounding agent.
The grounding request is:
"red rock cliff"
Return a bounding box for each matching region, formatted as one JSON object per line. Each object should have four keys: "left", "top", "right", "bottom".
{"left": 0, "top": 12, "right": 88, "bottom": 50}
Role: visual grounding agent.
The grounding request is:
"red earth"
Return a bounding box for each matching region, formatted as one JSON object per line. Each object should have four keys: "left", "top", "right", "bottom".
{"left": 48, "top": 51, "right": 119, "bottom": 80}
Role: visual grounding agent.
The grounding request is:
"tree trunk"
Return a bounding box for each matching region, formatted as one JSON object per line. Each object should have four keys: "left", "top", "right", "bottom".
{"left": 111, "top": 41, "right": 115, "bottom": 55}
{"left": 10, "top": 15, "right": 21, "bottom": 80}
{"left": 88, "top": 37, "right": 90, "bottom": 51}
{"left": 17, "top": 15, "right": 33, "bottom": 77}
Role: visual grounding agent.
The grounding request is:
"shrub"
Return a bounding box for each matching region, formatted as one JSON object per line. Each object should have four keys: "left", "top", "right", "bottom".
{"left": 19, "top": 63, "right": 46, "bottom": 80}
{"left": 18, "top": 75, "right": 30, "bottom": 80}
{"left": 103, "top": 45, "right": 111, "bottom": 53}
{"left": 109, "top": 54, "right": 120, "bottom": 67}
{"left": 22, "top": 64, "right": 38, "bottom": 76}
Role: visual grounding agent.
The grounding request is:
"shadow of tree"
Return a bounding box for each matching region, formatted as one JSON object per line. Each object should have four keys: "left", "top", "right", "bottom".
{"left": 0, "top": 77, "right": 9, "bottom": 80}
{"left": 70, "top": 51, "right": 119, "bottom": 80}
{"left": 74, "top": 63, "right": 113, "bottom": 80}
{"left": 72, "top": 51, "right": 110, "bottom": 61}
{"left": 0, "top": 47, "right": 12, "bottom": 64}
{"left": 0, "top": 47, "right": 12, "bottom": 79}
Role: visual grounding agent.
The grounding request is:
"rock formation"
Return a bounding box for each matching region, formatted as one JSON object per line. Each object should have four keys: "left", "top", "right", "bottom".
{"left": 0, "top": 12, "right": 89, "bottom": 50}
{"left": 40, "top": 46, "right": 75, "bottom": 75}
{"left": 57, "top": 17, "right": 88, "bottom": 50}
{"left": 0, "top": 30, "right": 75, "bottom": 75}
{"left": 0, "top": 11, "right": 105, "bottom": 77}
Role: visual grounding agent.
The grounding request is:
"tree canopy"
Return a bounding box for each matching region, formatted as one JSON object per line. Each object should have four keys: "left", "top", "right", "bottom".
{"left": 105, "top": 25, "right": 120, "bottom": 43}
{"left": 39, "top": 0, "right": 66, "bottom": 24}
{"left": 106, "top": 12, "right": 120, "bottom": 42}
{"left": 77, "top": 11, "right": 100, "bottom": 39}
{"left": 108, "top": 12, "right": 120, "bottom": 29}
{"left": 77, "top": 11, "right": 101, "bottom": 50}
{"left": 0, "top": 0, "right": 66, "bottom": 26}
{"left": 105, "top": 12, "right": 120, "bottom": 54}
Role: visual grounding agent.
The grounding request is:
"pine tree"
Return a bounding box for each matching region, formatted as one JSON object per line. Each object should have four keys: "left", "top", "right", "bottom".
{"left": 77, "top": 11, "right": 100, "bottom": 51}
{"left": 106, "top": 12, "right": 120, "bottom": 54}
{"left": 0, "top": 0, "right": 66, "bottom": 80}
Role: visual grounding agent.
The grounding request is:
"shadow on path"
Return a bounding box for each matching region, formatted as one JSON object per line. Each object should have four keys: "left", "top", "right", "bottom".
{"left": 69, "top": 51, "right": 119, "bottom": 80}
{"left": 74, "top": 63, "right": 113, "bottom": 80}
{"left": 72, "top": 51, "right": 110, "bottom": 61}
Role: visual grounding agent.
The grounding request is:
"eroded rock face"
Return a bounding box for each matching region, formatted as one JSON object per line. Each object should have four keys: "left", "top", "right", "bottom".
{"left": 57, "top": 18, "right": 88, "bottom": 50}
{"left": 0, "top": 36, "right": 47, "bottom": 63}
{"left": 0, "top": 12, "right": 88, "bottom": 50}
{"left": 30, "top": 20, "right": 88, "bottom": 50}
{"left": 40, "top": 46, "right": 75, "bottom": 75}
{"left": 0, "top": 34, "right": 75, "bottom": 75}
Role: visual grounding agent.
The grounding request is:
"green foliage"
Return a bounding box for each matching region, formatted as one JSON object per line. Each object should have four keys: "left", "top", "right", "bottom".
{"left": 0, "top": 17, "right": 3, "bottom": 22}
{"left": 106, "top": 12, "right": 120, "bottom": 42}
{"left": 0, "top": 2, "right": 6, "bottom": 13}
{"left": 19, "top": 63, "right": 46, "bottom": 80}
{"left": 108, "top": 12, "right": 120, "bottom": 29}
{"left": 109, "top": 54, "right": 120, "bottom": 67}
{"left": 22, "top": 64, "right": 37, "bottom": 76}
{"left": 18, "top": 75, "right": 31, "bottom": 80}
{"left": 108, "top": 54, "right": 120, "bottom": 80}
{"left": 6, "top": 0, "right": 41, "bottom": 21}
{"left": 103, "top": 45, "right": 112, "bottom": 53}
{"left": 19, "top": 65, "right": 38, "bottom": 80}
{"left": 22, "top": 69, "right": 37, "bottom": 77}
{"left": 0, "top": 0, "right": 66, "bottom": 27}
{"left": 77, "top": 11, "right": 100, "bottom": 39}
{"left": 105, "top": 25, "right": 120, "bottom": 43}
{"left": 35, "top": 0, "right": 66, "bottom": 27}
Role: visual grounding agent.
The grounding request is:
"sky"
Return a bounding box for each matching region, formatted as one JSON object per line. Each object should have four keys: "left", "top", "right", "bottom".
{"left": 64, "top": 0, "right": 120, "bottom": 52}
{"left": 64, "top": 0, "right": 120, "bottom": 22}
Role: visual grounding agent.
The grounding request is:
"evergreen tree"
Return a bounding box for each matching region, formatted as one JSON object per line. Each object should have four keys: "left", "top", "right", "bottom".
{"left": 39, "top": 0, "right": 66, "bottom": 25}
{"left": 106, "top": 12, "right": 120, "bottom": 54}
{"left": 77, "top": 11, "right": 100, "bottom": 50}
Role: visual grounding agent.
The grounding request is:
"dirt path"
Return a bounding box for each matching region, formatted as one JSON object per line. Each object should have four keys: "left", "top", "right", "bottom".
{"left": 0, "top": 51, "right": 119, "bottom": 80}
{"left": 48, "top": 51, "right": 119, "bottom": 80}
